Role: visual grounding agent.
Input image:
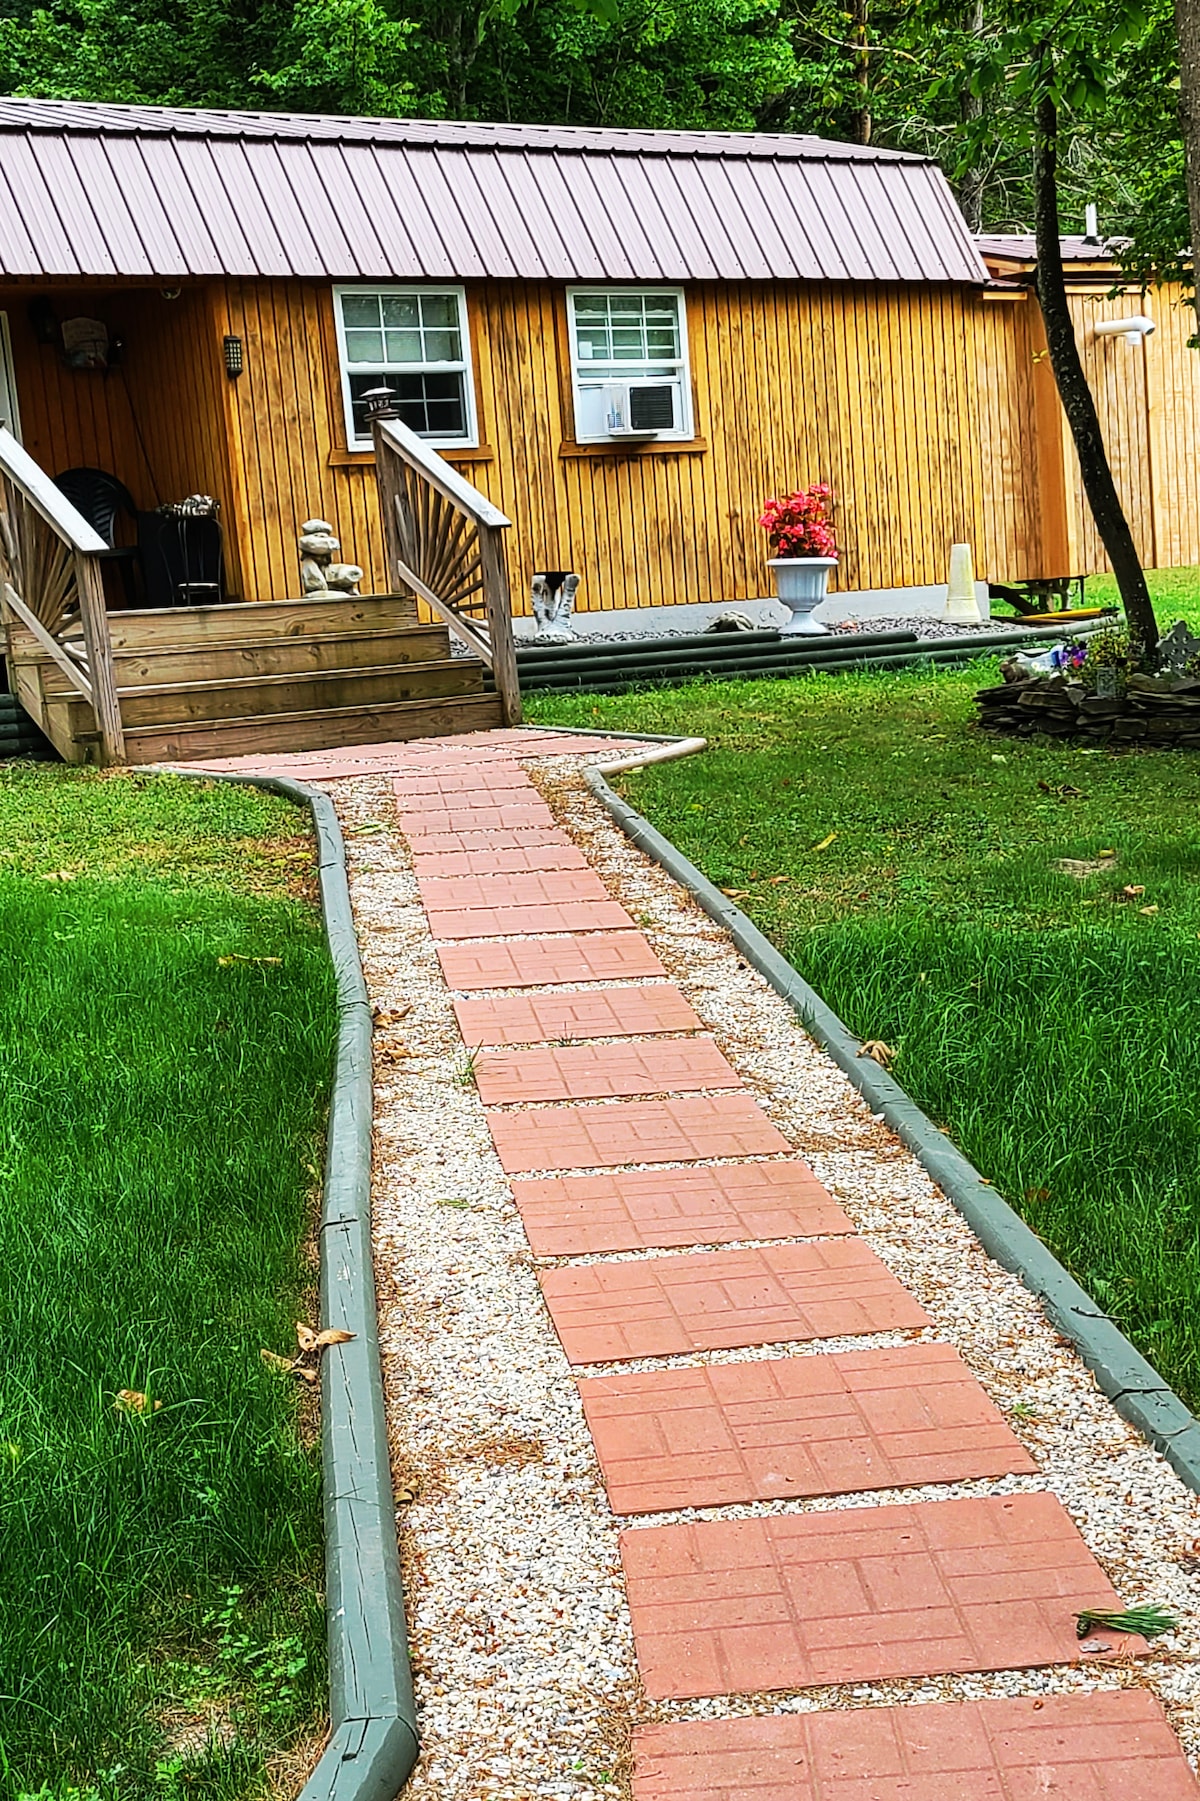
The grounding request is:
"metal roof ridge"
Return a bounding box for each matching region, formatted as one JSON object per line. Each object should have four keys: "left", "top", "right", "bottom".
{"left": 0, "top": 97, "right": 929, "bottom": 163}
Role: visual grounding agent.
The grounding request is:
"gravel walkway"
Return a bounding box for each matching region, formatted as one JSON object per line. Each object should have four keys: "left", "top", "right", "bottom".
{"left": 232, "top": 728, "right": 1200, "bottom": 1797}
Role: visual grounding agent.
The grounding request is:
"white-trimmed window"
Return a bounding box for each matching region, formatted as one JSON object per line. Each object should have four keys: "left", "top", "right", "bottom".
{"left": 567, "top": 287, "right": 693, "bottom": 443}
{"left": 334, "top": 285, "right": 478, "bottom": 450}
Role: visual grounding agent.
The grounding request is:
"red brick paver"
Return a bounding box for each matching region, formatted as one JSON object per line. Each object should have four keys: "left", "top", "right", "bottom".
{"left": 187, "top": 727, "right": 639, "bottom": 781}
{"left": 407, "top": 826, "right": 574, "bottom": 856}
{"left": 512, "top": 1161, "right": 854, "bottom": 1255}
{"left": 631, "top": 1690, "right": 1200, "bottom": 1801}
{"left": 413, "top": 844, "right": 590, "bottom": 877}
{"left": 540, "top": 1241, "right": 929, "bottom": 1363}
{"left": 487, "top": 1093, "right": 792, "bottom": 1174}
{"left": 419, "top": 869, "right": 611, "bottom": 911}
{"left": 454, "top": 985, "right": 702, "bottom": 1046}
{"left": 399, "top": 802, "right": 558, "bottom": 836}
{"left": 427, "top": 898, "right": 635, "bottom": 940}
{"left": 620, "top": 1492, "right": 1143, "bottom": 1699}
{"left": 393, "top": 767, "right": 529, "bottom": 796}
{"left": 579, "top": 1343, "right": 1036, "bottom": 1513}
{"left": 474, "top": 1039, "right": 742, "bottom": 1105}
{"left": 439, "top": 932, "right": 665, "bottom": 991}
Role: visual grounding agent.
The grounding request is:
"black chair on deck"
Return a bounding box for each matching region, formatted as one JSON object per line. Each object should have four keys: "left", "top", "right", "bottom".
{"left": 53, "top": 466, "right": 141, "bottom": 608}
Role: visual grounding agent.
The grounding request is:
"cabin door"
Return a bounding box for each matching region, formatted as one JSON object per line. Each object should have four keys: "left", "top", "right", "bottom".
{"left": 0, "top": 312, "right": 21, "bottom": 441}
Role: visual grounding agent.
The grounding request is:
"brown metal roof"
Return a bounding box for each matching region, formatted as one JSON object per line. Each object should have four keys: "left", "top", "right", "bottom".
{"left": 976, "top": 233, "right": 1128, "bottom": 266}
{"left": 0, "top": 98, "right": 989, "bottom": 285}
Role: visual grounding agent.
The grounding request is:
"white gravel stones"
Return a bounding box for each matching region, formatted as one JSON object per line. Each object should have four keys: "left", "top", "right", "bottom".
{"left": 324, "top": 750, "right": 1200, "bottom": 1797}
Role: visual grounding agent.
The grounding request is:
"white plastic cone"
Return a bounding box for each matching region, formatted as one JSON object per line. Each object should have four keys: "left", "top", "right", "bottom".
{"left": 944, "top": 541, "right": 982, "bottom": 623}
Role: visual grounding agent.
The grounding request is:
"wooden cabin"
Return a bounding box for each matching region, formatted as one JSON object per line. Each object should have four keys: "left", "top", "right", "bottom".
{"left": 0, "top": 100, "right": 1194, "bottom": 762}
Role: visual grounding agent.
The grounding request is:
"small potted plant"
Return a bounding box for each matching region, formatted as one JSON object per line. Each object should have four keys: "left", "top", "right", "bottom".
{"left": 759, "top": 484, "right": 838, "bottom": 634}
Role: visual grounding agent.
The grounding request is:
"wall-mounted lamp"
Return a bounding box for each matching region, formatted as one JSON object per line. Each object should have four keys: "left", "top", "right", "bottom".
{"left": 1094, "top": 314, "right": 1155, "bottom": 348}
{"left": 223, "top": 334, "right": 244, "bottom": 378}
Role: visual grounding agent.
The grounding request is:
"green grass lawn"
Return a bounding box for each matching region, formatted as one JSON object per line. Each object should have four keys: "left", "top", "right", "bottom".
{"left": 1054, "top": 563, "right": 1200, "bottom": 635}
{"left": 0, "top": 766, "right": 335, "bottom": 1801}
{"left": 528, "top": 667, "right": 1200, "bottom": 1411}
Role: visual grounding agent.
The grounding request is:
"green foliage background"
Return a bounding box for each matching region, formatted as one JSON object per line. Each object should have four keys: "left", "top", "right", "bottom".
{"left": 0, "top": 0, "right": 1187, "bottom": 257}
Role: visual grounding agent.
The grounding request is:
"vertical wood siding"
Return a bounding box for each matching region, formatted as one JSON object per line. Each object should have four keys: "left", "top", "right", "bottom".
{"left": 7, "top": 273, "right": 1200, "bottom": 612}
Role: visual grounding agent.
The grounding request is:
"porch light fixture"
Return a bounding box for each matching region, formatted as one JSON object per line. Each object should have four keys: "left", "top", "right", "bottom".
{"left": 1093, "top": 314, "right": 1155, "bottom": 347}
{"left": 223, "top": 334, "right": 244, "bottom": 378}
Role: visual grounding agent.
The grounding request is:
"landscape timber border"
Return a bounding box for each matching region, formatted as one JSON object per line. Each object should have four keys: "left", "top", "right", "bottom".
{"left": 586, "top": 753, "right": 1200, "bottom": 1496}
{"left": 158, "top": 766, "right": 418, "bottom": 1801}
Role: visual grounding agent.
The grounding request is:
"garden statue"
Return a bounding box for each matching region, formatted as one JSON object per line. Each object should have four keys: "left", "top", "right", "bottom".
{"left": 298, "top": 518, "right": 363, "bottom": 595}
{"left": 531, "top": 570, "right": 579, "bottom": 643}
{"left": 1155, "top": 619, "right": 1200, "bottom": 677}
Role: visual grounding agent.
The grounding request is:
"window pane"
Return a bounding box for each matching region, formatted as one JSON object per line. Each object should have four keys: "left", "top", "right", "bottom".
{"left": 341, "top": 294, "right": 380, "bottom": 328}
{"left": 573, "top": 290, "right": 681, "bottom": 371}
{"left": 384, "top": 329, "right": 423, "bottom": 363}
{"left": 344, "top": 328, "right": 384, "bottom": 364}
{"left": 420, "top": 294, "right": 459, "bottom": 328}
{"left": 381, "top": 294, "right": 420, "bottom": 329}
{"left": 347, "top": 369, "right": 467, "bottom": 440}
{"left": 422, "top": 328, "right": 461, "bottom": 362}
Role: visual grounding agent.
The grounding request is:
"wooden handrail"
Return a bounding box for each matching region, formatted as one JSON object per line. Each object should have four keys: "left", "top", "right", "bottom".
{"left": 372, "top": 417, "right": 521, "bottom": 727}
{"left": 375, "top": 418, "right": 512, "bottom": 531}
{"left": 0, "top": 427, "right": 108, "bottom": 554}
{"left": 0, "top": 425, "right": 125, "bottom": 763}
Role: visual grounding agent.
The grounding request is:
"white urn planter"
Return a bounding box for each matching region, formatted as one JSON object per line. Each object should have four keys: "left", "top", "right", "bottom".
{"left": 767, "top": 556, "right": 837, "bottom": 634}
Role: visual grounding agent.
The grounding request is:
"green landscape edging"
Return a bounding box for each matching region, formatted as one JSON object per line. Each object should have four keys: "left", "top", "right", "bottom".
{"left": 586, "top": 765, "right": 1200, "bottom": 1496}
{"left": 161, "top": 768, "right": 417, "bottom": 1801}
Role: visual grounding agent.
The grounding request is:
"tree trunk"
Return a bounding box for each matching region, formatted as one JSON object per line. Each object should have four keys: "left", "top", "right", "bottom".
{"left": 957, "top": 0, "right": 985, "bottom": 232}
{"left": 1175, "top": 0, "right": 1200, "bottom": 335}
{"left": 850, "top": 0, "right": 871, "bottom": 144}
{"left": 1034, "top": 92, "right": 1159, "bottom": 659}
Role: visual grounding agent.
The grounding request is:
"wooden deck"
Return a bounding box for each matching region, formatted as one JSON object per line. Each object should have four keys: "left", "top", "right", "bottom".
{"left": 6, "top": 592, "right": 502, "bottom": 764}
{"left": 0, "top": 415, "right": 519, "bottom": 767}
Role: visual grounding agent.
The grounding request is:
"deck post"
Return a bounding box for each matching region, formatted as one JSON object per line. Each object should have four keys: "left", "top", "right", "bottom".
{"left": 74, "top": 552, "right": 126, "bottom": 764}
{"left": 479, "top": 526, "right": 521, "bottom": 726}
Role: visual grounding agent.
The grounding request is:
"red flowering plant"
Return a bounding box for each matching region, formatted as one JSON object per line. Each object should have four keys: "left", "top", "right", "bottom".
{"left": 759, "top": 484, "right": 837, "bottom": 559}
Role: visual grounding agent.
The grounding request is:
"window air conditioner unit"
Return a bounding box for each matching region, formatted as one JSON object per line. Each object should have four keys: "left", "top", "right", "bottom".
{"left": 603, "top": 380, "right": 677, "bottom": 437}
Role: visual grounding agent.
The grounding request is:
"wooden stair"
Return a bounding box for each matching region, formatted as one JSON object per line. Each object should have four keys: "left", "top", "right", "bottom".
{"left": 5, "top": 593, "right": 503, "bottom": 764}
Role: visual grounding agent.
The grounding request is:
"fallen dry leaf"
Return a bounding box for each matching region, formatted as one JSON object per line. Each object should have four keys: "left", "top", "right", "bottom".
{"left": 217, "top": 954, "right": 282, "bottom": 967}
{"left": 859, "top": 1040, "right": 894, "bottom": 1068}
{"left": 260, "top": 1349, "right": 295, "bottom": 1375}
{"left": 1140, "top": 904, "right": 1160, "bottom": 916}
{"left": 294, "top": 1366, "right": 319, "bottom": 1386}
{"left": 114, "top": 1388, "right": 162, "bottom": 1416}
{"left": 371, "top": 1002, "right": 411, "bottom": 1026}
{"left": 295, "top": 1322, "right": 318, "bottom": 1353}
{"left": 315, "top": 1328, "right": 355, "bottom": 1348}
{"left": 1119, "top": 885, "right": 1147, "bottom": 900}
{"left": 396, "top": 1486, "right": 416, "bottom": 1505}
{"left": 39, "top": 869, "right": 76, "bottom": 882}
{"left": 810, "top": 832, "right": 838, "bottom": 852}
{"left": 1024, "top": 1187, "right": 1051, "bottom": 1205}
{"left": 720, "top": 888, "right": 751, "bottom": 900}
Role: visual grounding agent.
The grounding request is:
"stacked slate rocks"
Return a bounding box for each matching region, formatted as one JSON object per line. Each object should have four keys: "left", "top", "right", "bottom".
{"left": 978, "top": 668, "right": 1200, "bottom": 747}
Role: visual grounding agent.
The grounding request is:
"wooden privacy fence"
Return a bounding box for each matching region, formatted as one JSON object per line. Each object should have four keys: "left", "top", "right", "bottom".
{"left": 372, "top": 416, "right": 521, "bottom": 727}
{"left": 0, "top": 426, "right": 125, "bottom": 763}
